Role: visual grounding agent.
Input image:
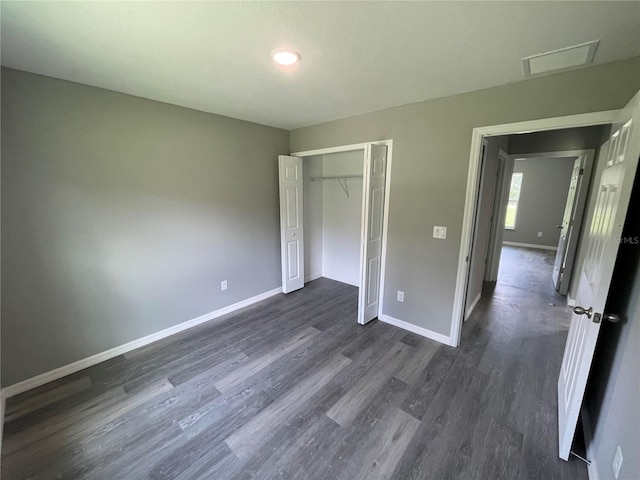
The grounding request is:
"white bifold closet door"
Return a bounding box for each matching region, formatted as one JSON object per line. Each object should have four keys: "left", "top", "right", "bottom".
{"left": 278, "top": 155, "right": 304, "bottom": 294}
{"left": 358, "top": 144, "right": 387, "bottom": 325}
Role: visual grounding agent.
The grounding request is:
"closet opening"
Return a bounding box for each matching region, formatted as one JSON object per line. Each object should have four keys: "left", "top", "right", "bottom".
{"left": 278, "top": 140, "right": 393, "bottom": 325}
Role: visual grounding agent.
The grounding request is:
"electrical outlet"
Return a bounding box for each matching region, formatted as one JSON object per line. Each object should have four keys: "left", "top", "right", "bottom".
{"left": 397, "top": 291, "right": 405, "bottom": 302}
{"left": 613, "top": 446, "right": 623, "bottom": 479}
{"left": 433, "top": 226, "right": 447, "bottom": 239}
{"left": 221, "top": 280, "right": 228, "bottom": 291}
{"left": 537, "top": 231, "right": 543, "bottom": 238}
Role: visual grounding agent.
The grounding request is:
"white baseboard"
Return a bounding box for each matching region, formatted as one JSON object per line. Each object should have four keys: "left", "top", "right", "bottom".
{"left": 465, "top": 292, "right": 481, "bottom": 320}
{"left": 0, "top": 392, "right": 5, "bottom": 454}
{"left": 322, "top": 273, "right": 359, "bottom": 288}
{"left": 581, "top": 406, "right": 599, "bottom": 480}
{"left": 305, "top": 273, "right": 322, "bottom": 283}
{"left": 502, "top": 241, "right": 558, "bottom": 251}
{"left": 2, "top": 286, "right": 283, "bottom": 399}
{"left": 379, "top": 315, "right": 456, "bottom": 347}
{"left": 567, "top": 295, "right": 576, "bottom": 307}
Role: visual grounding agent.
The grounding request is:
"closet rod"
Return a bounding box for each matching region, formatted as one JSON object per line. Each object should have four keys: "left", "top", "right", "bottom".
{"left": 310, "top": 175, "right": 362, "bottom": 198}
{"left": 309, "top": 175, "right": 363, "bottom": 181}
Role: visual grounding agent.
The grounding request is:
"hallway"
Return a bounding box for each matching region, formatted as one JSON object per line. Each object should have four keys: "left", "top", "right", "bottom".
{"left": 464, "top": 245, "right": 586, "bottom": 478}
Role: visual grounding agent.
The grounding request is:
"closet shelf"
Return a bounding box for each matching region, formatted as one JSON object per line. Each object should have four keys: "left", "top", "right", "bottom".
{"left": 310, "top": 174, "right": 363, "bottom": 198}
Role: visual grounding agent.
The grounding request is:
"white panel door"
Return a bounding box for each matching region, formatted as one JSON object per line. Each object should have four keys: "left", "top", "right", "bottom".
{"left": 558, "top": 90, "right": 640, "bottom": 460}
{"left": 553, "top": 157, "right": 583, "bottom": 291}
{"left": 278, "top": 155, "right": 304, "bottom": 294}
{"left": 358, "top": 144, "right": 387, "bottom": 325}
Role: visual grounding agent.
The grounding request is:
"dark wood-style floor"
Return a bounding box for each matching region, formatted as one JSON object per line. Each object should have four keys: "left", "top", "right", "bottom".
{"left": 2, "top": 246, "right": 587, "bottom": 479}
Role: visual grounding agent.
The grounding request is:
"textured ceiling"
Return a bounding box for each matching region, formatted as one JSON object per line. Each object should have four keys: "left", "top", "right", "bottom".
{"left": 2, "top": 1, "right": 639, "bottom": 129}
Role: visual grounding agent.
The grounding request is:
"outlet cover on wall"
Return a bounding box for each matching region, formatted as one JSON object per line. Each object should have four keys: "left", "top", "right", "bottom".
{"left": 613, "top": 446, "right": 623, "bottom": 479}
{"left": 537, "top": 231, "right": 543, "bottom": 238}
{"left": 221, "top": 280, "right": 228, "bottom": 291}
{"left": 433, "top": 226, "right": 447, "bottom": 239}
{"left": 397, "top": 291, "right": 405, "bottom": 302}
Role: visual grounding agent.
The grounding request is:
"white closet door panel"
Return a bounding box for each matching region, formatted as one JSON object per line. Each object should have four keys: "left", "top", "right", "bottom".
{"left": 358, "top": 144, "right": 387, "bottom": 324}
{"left": 279, "top": 155, "right": 304, "bottom": 294}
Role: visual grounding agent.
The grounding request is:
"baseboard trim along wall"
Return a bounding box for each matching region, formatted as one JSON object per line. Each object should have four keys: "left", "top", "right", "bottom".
{"left": 322, "top": 273, "right": 359, "bottom": 288}
{"left": 2, "top": 286, "right": 283, "bottom": 399}
{"left": 465, "top": 293, "right": 482, "bottom": 320}
{"left": 305, "top": 273, "right": 322, "bottom": 283}
{"left": 503, "top": 241, "right": 558, "bottom": 251}
{"left": 0, "top": 393, "right": 5, "bottom": 454}
{"left": 567, "top": 296, "right": 577, "bottom": 307}
{"left": 380, "top": 315, "right": 456, "bottom": 347}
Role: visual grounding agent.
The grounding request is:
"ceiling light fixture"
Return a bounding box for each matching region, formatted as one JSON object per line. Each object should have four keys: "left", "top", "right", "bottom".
{"left": 522, "top": 40, "right": 599, "bottom": 77}
{"left": 272, "top": 49, "right": 300, "bottom": 66}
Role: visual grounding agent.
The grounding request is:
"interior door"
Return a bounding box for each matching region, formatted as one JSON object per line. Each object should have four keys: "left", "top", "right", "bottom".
{"left": 557, "top": 91, "right": 640, "bottom": 460}
{"left": 553, "top": 157, "right": 584, "bottom": 291}
{"left": 358, "top": 144, "right": 387, "bottom": 324}
{"left": 278, "top": 155, "right": 304, "bottom": 294}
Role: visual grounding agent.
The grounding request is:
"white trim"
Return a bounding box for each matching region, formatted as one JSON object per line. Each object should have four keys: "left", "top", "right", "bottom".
{"left": 0, "top": 393, "right": 5, "bottom": 455}
{"left": 465, "top": 292, "right": 481, "bottom": 320}
{"left": 450, "top": 109, "right": 618, "bottom": 347}
{"left": 2, "top": 287, "right": 282, "bottom": 399}
{"left": 567, "top": 295, "right": 576, "bottom": 307}
{"left": 291, "top": 142, "right": 369, "bottom": 157}
{"left": 581, "top": 406, "right": 600, "bottom": 480}
{"left": 323, "top": 273, "right": 358, "bottom": 288}
{"left": 502, "top": 241, "right": 558, "bottom": 251}
{"left": 477, "top": 110, "right": 618, "bottom": 138}
{"left": 305, "top": 273, "right": 322, "bottom": 283}
{"left": 380, "top": 315, "right": 456, "bottom": 347}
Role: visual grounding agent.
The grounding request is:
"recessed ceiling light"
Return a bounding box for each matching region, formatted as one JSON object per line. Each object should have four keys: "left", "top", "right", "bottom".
{"left": 522, "top": 40, "right": 599, "bottom": 77}
{"left": 272, "top": 49, "right": 300, "bottom": 66}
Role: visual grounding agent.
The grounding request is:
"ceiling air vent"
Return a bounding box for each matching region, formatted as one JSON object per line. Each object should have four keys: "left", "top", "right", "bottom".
{"left": 522, "top": 40, "right": 599, "bottom": 77}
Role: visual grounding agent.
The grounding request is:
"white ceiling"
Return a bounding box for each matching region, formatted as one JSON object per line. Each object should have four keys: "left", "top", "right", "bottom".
{"left": 2, "top": 1, "right": 639, "bottom": 130}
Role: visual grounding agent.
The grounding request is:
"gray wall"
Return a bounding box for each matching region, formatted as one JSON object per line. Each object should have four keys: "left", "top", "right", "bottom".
{"left": 290, "top": 57, "right": 640, "bottom": 337}
{"left": 466, "top": 135, "right": 509, "bottom": 312}
{"left": 502, "top": 157, "right": 576, "bottom": 247}
{"left": 586, "top": 178, "right": 640, "bottom": 480}
{"left": 1, "top": 68, "right": 289, "bottom": 386}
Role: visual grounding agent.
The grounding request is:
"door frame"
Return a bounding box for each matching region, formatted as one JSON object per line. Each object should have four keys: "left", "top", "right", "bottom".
{"left": 450, "top": 110, "right": 618, "bottom": 346}
{"left": 484, "top": 148, "right": 595, "bottom": 285}
{"left": 291, "top": 139, "right": 394, "bottom": 320}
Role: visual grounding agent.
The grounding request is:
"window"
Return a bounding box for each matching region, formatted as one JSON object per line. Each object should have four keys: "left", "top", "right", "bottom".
{"left": 505, "top": 172, "right": 523, "bottom": 230}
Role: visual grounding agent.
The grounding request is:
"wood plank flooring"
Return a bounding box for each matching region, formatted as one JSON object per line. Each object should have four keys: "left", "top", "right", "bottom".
{"left": 2, "top": 247, "right": 588, "bottom": 479}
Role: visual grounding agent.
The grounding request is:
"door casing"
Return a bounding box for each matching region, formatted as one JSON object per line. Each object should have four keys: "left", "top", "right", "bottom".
{"left": 452, "top": 110, "right": 619, "bottom": 347}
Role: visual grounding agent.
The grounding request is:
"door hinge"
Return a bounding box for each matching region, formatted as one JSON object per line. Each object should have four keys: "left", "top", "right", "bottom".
{"left": 579, "top": 168, "right": 585, "bottom": 175}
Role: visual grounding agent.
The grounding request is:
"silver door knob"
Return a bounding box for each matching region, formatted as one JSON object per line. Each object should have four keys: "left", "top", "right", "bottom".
{"left": 556, "top": 225, "right": 563, "bottom": 229}
{"left": 573, "top": 306, "right": 593, "bottom": 318}
{"left": 603, "top": 313, "right": 621, "bottom": 323}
